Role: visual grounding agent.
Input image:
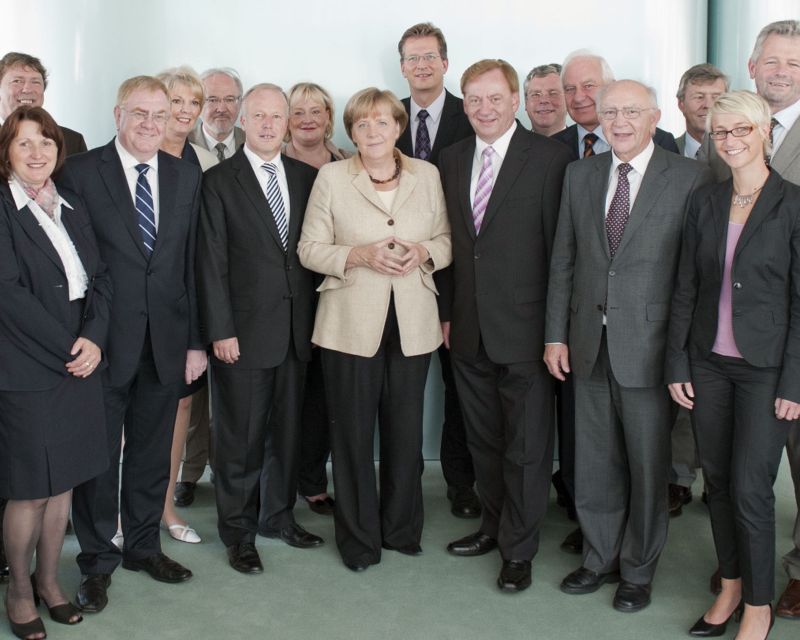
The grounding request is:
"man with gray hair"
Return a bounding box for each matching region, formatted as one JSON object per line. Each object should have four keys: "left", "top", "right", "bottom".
{"left": 676, "top": 63, "right": 728, "bottom": 159}
{"left": 553, "top": 50, "right": 679, "bottom": 160}
{"left": 197, "top": 83, "right": 322, "bottom": 574}
{"left": 524, "top": 63, "right": 567, "bottom": 136}
{"left": 545, "top": 80, "right": 712, "bottom": 612}
{"left": 749, "top": 18, "right": 800, "bottom": 620}
{"left": 188, "top": 67, "right": 246, "bottom": 162}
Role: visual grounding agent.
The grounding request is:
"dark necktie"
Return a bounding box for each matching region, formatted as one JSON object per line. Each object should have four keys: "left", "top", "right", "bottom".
{"left": 583, "top": 132, "right": 598, "bottom": 158}
{"left": 415, "top": 109, "right": 432, "bottom": 161}
{"left": 767, "top": 117, "right": 779, "bottom": 165}
{"left": 135, "top": 163, "right": 157, "bottom": 256}
{"left": 215, "top": 142, "right": 227, "bottom": 163}
{"left": 262, "top": 162, "right": 288, "bottom": 249}
{"left": 606, "top": 163, "right": 633, "bottom": 257}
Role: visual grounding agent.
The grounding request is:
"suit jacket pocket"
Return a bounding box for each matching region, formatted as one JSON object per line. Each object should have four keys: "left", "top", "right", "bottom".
{"left": 514, "top": 282, "right": 546, "bottom": 304}
{"left": 316, "top": 272, "right": 357, "bottom": 293}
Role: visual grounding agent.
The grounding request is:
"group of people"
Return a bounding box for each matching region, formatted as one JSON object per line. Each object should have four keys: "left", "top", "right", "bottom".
{"left": 0, "top": 16, "right": 798, "bottom": 640}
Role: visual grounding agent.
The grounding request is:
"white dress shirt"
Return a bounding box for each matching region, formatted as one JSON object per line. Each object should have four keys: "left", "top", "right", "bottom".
{"left": 243, "top": 144, "right": 291, "bottom": 223}
{"left": 604, "top": 140, "right": 655, "bottom": 216}
{"left": 409, "top": 89, "right": 446, "bottom": 155}
{"left": 115, "top": 137, "right": 160, "bottom": 228}
{"left": 771, "top": 97, "right": 800, "bottom": 155}
{"left": 202, "top": 124, "right": 237, "bottom": 159}
{"left": 683, "top": 133, "right": 701, "bottom": 159}
{"left": 10, "top": 179, "right": 88, "bottom": 300}
{"left": 469, "top": 122, "right": 517, "bottom": 207}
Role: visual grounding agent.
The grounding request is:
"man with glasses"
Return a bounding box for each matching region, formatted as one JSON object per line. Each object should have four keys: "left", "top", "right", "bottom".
{"left": 395, "top": 23, "right": 479, "bottom": 520}
{"left": 189, "top": 67, "right": 245, "bottom": 162}
{"left": 60, "top": 76, "right": 205, "bottom": 613}
{"left": 523, "top": 63, "right": 567, "bottom": 137}
{"left": 545, "top": 80, "right": 711, "bottom": 612}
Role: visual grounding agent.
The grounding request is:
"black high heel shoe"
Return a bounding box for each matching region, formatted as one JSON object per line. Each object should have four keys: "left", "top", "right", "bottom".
{"left": 4, "top": 592, "right": 46, "bottom": 640}
{"left": 689, "top": 600, "right": 743, "bottom": 637}
{"left": 30, "top": 575, "right": 82, "bottom": 625}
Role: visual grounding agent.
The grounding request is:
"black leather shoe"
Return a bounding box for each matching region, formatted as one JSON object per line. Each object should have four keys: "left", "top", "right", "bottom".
{"left": 613, "top": 581, "right": 652, "bottom": 612}
{"left": 75, "top": 573, "right": 111, "bottom": 613}
{"left": 344, "top": 560, "right": 369, "bottom": 572}
{"left": 382, "top": 542, "right": 422, "bottom": 556}
{"left": 302, "top": 495, "right": 335, "bottom": 516}
{"left": 668, "top": 484, "right": 692, "bottom": 517}
{"left": 262, "top": 523, "right": 324, "bottom": 548}
{"left": 121, "top": 552, "right": 192, "bottom": 583}
{"left": 560, "top": 567, "right": 620, "bottom": 594}
{"left": 446, "top": 485, "right": 482, "bottom": 519}
{"left": 497, "top": 560, "right": 532, "bottom": 593}
{"left": 446, "top": 531, "right": 498, "bottom": 557}
{"left": 227, "top": 543, "right": 263, "bottom": 574}
{"left": 560, "top": 527, "right": 583, "bottom": 554}
{"left": 688, "top": 601, "right": 743, "bottom": 637}
{"left": 173, "top": 481, "right": 196, "bottom": 507}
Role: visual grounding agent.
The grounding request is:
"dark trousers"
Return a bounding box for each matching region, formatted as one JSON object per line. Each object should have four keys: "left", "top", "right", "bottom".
{"left": 297, "top": 348, "right": 330, "bottom": 497}
{"left": 437, "top": 345, "right": 476, "bottom": 489}
{"left": 451, "top": 344, "right": 554, "bottom": 561}
{"left": 574, "top": 334, "right": 672, "bottom": 584}
{"left": 322, "top": 305, "right": 430, "bottom": 566}
{"left": 691, "top": 353, "right": 790, "bottom": 604}
{"left": 73, "top": 333, "right": 181, "bottom": 574}
{"left": 554, "top": 376, "right": 576, "bottom": 515}
{"left": 783, "top": 425, "right": 800, "bottom": 580}
{"left": 180, "top": 384, "right": 212, "bottom": 483}
{"left": 212, "top": 348, "right": 305, "bottom": 547}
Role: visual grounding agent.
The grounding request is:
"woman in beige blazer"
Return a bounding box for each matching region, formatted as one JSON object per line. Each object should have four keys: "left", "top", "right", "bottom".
{"left": 298, "top": 87, "right": 451, "bottom": 572}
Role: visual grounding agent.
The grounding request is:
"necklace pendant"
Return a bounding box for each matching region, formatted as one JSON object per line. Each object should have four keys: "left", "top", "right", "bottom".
{"left": 732, "top": 194, "right": 753, "bottom": 208}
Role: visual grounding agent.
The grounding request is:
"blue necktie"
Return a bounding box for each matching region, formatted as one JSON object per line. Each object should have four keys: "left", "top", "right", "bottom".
{"left": 262, "top": 162, "right": 288, "bottom": 249}
{"left": 135, "top": 163, "right": 157, "bottom": 256}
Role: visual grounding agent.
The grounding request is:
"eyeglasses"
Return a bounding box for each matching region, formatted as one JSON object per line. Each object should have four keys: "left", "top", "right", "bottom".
{"left": 526, "top": 90, "right": 563, "bottom": 101}
{"left": 206, "top": 96, "right": 241, "bottom": 106}
{"left": 708, "top": 126, "right": 754, "bottom": 140}
{"left": 403, "top": 53, "right": 440, "bottom": 66}
{"left": 121, "top": 108, "right": 169, "bottom": 125}
{"left": 598, "top": 107, "right": 655, "bottom": 121}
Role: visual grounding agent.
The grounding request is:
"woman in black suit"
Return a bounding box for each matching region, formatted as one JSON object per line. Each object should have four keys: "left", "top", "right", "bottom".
{"left": 666, "top": 90, "right": 800, "bottom": 640}
{"left": 0, "top": 107, "right": 111, "bottom": 639}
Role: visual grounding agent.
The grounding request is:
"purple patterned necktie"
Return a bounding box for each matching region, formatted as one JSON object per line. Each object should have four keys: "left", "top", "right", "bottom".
{"left": 472, "top": 146, "right": 495, "bottom": 233}
{"left": 606, "top": 163, "right": 632, "bottom": 257}
{"left": 415, "top": 109, "right": 431, "bottom": 161}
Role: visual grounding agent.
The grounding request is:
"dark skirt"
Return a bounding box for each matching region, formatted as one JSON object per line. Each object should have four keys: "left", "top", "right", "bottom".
{"left": 0, "top": 300, "right": 108, "bottom": 499}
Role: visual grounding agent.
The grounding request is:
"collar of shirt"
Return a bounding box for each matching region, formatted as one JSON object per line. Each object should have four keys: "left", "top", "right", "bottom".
{"left": 605, "top": 139, "right": 655, "bottom": 216}
{"left": 243, "top": 144, "right": 291, "bottom": 221}
{"left": 9, "top": 178, "right": 73, "bottom": 217}
{"left": 410, "top": 89, "right": 446, "bottom": 125}
{"left": 683, "top": 133, "right": 702, "bottom": 159}
{"left": 114, "top": 136, "right": 159, "bottom": 174}
{"left": 772, "top": 98, "right": 800, "bottom": 153}
{"left": 475, "top": 120, "right": 517, "bottom": 162}
{"left": 114, "top": 137, "right": 160, "bottom": 228}
{"left": 577, "top": 123, "right": 610, "bottom": 154}
{"left": 202, "top": 123, "right": 236, "bottom": 156}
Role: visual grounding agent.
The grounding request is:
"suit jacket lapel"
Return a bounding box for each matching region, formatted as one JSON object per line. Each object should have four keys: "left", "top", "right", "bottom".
{"left": 772, "top": 118, "right": 800, "bottom": 175}
{"left": 283, "top": 157, "right": 305, "bottom": 252}
{"left": 457, "top": 138, "right": 477, "bottom": 240}
{"left": 99, "top": 140, "right": 150, "bottom": 260}
{"left": 614, "top": 147, "right": 670, "bottom": 258}
{"left": 430, "top": 91, "right": 459, "bottom": 160}
{"left": 590, "top": 154, "right": 612, "bottom": 259}
{"left": 478, "top": 126, "right": 528, "bottom": 234}
{"left": 1, "top": 184, "right": 65, "bottom": 273}
{"left": 733, "top": 170, "right": 782, "bottom": 260}
{"left": 710, "top": 181, "right": 733, "bottom": 275}
{"left": 232, "top": 150, "right": 286, "bottom": 252}
{"left": 151, "top": 152, "right": 177, "bottom": 260}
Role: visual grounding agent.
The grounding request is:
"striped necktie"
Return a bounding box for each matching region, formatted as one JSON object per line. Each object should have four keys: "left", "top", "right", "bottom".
{"left": 262, "top": 162, "right": 288, "bottom": 249}
{"left": 472, "top": 146, "right": 495, "bottom": 233}
{"left": 583, "top": 132, "right": 598, "bottom": 158}
{"left": 135, "top": 163, "right": 156, "bottom": 256}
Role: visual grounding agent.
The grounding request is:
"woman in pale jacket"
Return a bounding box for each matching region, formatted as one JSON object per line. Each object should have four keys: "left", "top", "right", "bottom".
{"left": 298, "top": 87, "right": 451, "bottom": 572}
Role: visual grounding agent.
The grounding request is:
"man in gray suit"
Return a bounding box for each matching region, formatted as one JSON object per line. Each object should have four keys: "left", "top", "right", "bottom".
{"left": 750, "top": 18, "right": 800, "bottom": 620}
{"left": 188, "top": 67, "right": 246, "bottom": 162}
{"left": 545, "top": 80, "right": 712, "bottom": 612}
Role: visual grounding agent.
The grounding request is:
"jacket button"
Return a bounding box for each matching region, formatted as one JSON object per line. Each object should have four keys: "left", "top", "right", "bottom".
{"left": 147, "top": 269, "right": 153, "bottom": 276}
{"left": 388, "top": 242, "right": 395, "bottom": 250}
{"left": 387, "top": 219, "right": 394, "bottom": 226}
{"left": 732, "top": 282, "right": 742, "bottom": 289}
{"left": 474, "top": 253, "right": 480, "bottom": 260}
{"left": 596, "top": 304, "right": 603, "bottom": 311}
{"left": 608, "top": 270, "right": 616, "bottom": 277}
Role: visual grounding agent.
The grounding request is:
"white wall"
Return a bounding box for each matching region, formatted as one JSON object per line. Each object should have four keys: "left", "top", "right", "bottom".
{"left": 2, "top": 0, "right": 706, "bottom": 150}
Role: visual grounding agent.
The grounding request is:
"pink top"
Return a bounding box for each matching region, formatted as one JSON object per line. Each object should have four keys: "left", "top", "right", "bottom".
{"left": 712, "top": 222, "right": 745, "bottom": 358}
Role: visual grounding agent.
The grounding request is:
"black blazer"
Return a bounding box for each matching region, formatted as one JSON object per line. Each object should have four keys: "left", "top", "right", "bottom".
{"left": 0, "top": 182, "right": 111, "bottom": 391}
{"left": 666, "top": 170, "right": 800, "bottom": 402}
{"left": 197, "top": 149, "right": 317, "bottom": 369}
{"left": 552, "top": 124, "right": 680, "bottom": 161}
{"left": 397, "top": 89, "right": 474, "bottom": 168}
{"left": 438, "top": 124, "right": 572, "bottom": 364}
{"left": 61, "top": 126, "right": 88, "bottom": 157}
{"left": 58, "top": 139, "right": 203, "bottom": 387}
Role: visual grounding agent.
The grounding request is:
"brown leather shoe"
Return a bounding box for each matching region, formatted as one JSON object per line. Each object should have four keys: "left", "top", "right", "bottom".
{"left": 777, "top": 578, "right": 800, "bottom": 619}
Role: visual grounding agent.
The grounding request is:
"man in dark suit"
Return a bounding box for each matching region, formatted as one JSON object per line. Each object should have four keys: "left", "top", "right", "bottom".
{"left": 394, "top": 22, "right": 479, "bottom": 519}
{"left": 545, "top": 80, "right": 712, "bottom": 612}
{"left": 188, "top": 67, "right": 246, "bottom": 162}
{"left": 60, "top": 76, "right": 206, "bottom": 613}
{"left": 552, "top": 51, "right": 679, "bottom": 160}
{"left": 749, "top": 18, "right": 800, "bottom": 620}
{"left": 439, "top": 59, "right": 571, "bottom": 593}
{"left": 197, "top": 83, "right": 321, "bottom": 575}
{"left": 0, "top": 53, "right": 86, "bottom": 155}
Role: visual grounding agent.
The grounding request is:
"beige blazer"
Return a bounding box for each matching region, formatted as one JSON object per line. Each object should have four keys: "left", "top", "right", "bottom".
{"left": 298, "top": 153, "right": 451, "bottom": 357}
